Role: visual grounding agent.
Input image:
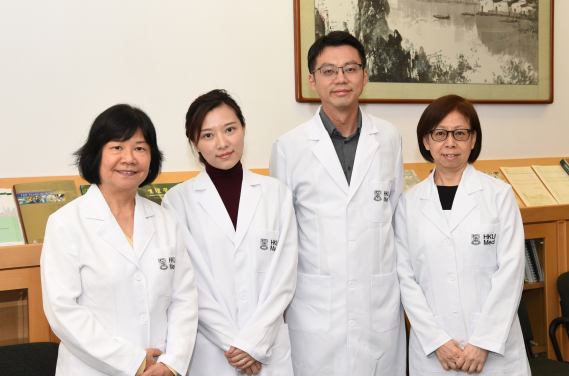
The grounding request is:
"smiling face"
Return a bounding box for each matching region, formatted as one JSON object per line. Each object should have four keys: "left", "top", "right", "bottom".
{"left": 194, "top": 104, "right": 245, "bottom": 170}
{"left": 309, "top": 45, "right": 368, "bottom": 113}
{"left": 423, "top": 110, "right": 477, "bottom": 182}
{"left": 99, "top": 127, "right": 151, "bottom": 195}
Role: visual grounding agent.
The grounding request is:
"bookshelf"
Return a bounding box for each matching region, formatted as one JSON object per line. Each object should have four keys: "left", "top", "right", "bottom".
{"left": 0, "top": 159, "right": 567, "bottom": 360}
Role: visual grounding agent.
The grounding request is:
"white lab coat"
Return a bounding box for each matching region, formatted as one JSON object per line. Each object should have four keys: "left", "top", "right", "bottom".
{"left": 395, "top": 164, "right": 530, "bottom": 375}
{"left": 269, "top": 107, "right": 406, "bottom": 376}
{"left": 41, "top": 184, "right": 198, "bottom": 376}
{"left": 162, "top": 169, "right": 297, "bottom": 376}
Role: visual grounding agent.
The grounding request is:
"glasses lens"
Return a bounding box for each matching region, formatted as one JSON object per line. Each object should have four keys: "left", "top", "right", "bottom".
{"left": 343, "top": 64, "right": 361, "bottom": 75}
{"left": 320, "top": 66, "right": 337, "bottom": 78}
{"left": 431, "top": 130, "right": 447, "bottom": 141}
{"left": 454, "top": 129, "right": 470, "bottom": 141}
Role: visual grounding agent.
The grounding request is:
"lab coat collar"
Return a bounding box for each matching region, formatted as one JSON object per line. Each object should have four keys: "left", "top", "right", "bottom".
{"left": 309, "top": 106, "right": 379, "bottom": 198}
{"left": 193, "top": 170, "right": 237, "bottom": 244}
{"left": 347, "top": 110, "right": 379, "bottom": 203}
{"left": 235, "top": 169, "right": 261, "bottom": 251}
{"left": 420, "top": 164, "right": 481, "bottom": 236}
{"left": 85, "top": 184, "right": 155, "bottom": 269}
{"left": 193, "top": 168, "right": 261, "bottom": 250}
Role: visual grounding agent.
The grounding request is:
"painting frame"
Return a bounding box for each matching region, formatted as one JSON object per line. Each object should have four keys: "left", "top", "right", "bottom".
{"left": 294, "top": 0, "right": 554, "bottom": 104}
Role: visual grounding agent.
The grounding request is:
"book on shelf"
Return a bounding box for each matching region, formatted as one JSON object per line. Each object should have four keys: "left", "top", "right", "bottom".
{"left": 532, "top": 165, "right": 569, "bottom": 205}
{"left": 560, "top": 159, "right": 569, "bottom": 175}
{"left": 483, "top": 171, "right": 524, "bottom": 208}
{"left": 13, "top": 180, "right": 79, "bottom": 244}
{"left": 0, "top": 189, "right": 25, "bottom": 246}
{"left": 524, "top": 239, "right": 543, "bottom": 283}
{"left": 403, "top": 170, "right": 421, "bottom": 193}
{"left": 80, "top": 183, "right": 181, "bottom": 205}
{"left": 500, "top": 167, "right": 557, "bottom": 207}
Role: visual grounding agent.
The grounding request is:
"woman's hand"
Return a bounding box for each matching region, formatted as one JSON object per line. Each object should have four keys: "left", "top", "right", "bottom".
{"left": 435, "top": 339, "right": 463, "bottom": 371}
{"left": 140, "top": 363, "right": 174, "bottom": 376}
{"left": 456, "top": 344, "right": 489, "bottom": 374}
{"left": 144, "top": 348, "right": 163, "bottom": 370}
{"left": 239, "top": 361, "right": 263, "bottom": 375}
{"left": 225, "top": 346, "right": 261, "bottom": 374}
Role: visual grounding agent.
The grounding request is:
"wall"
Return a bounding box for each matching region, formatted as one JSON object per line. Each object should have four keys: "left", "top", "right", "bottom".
{"left": 0, "top": 1, "right": 566, "bottom": 178}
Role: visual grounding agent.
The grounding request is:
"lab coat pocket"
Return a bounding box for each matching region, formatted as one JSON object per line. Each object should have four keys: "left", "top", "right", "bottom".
{"left": 371, "top": 270, "right": 401, "bottom": 332}
{"left": 256, "top": 229, "right": 279, "bottom": 272}
{"left": 466, "top": 224, "right": 500, "bottom": 268}
{"left": 286, "top": 272, "right": 331, "bottom": 334}
{"left": 153, "top": 247, "right": 176, "bottom": 298}
{"left": 366, "top": 181, "right": 392, "bottom": 223}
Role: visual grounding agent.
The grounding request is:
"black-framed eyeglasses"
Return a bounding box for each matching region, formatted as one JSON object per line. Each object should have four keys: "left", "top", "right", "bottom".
{"left": 311, "top": 63, "right": 363, "bottom": 78}
{"left": 427, "top": 129, "right": 474, "bottom": 141}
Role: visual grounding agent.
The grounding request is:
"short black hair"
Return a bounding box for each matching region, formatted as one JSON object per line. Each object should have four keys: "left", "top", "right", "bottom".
{"left": 74, "top": 104, "right": 163, "bottom": 186}
{"left": 417, "top": 95, "right": 482, "bottom": 163}
{"left": 307, "top": 31, "right": 366, "bottom": 73}
{"left": 185, "top": 89, "right": 245, "bottom": 165}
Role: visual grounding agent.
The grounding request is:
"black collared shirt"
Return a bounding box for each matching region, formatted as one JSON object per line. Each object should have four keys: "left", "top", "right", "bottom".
{"left": 319, "top": 108, "right": 362, "bottom": 184}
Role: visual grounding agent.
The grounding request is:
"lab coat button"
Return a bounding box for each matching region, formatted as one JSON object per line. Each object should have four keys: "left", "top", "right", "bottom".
{"left": 236, "top": 252, "right": 244, "bottom": 259}
{"left": 135, "top": 273, "right": 142, "bottom": 281}
{"left": 349, "top": 202, "right": 355, "bottom": 209}
{"left": 140, "top": 314, "right": 148, "bottom": 322}
{"left": 349, "top": 241, "right": 356, "bottom": 249}
{"left": 240, "top": 292, "right": 248, "bottom": 300}
{"left": 444, "top": 239, "right": 451, "bottom": 246}
{"left": 349, "top": 320, "right": 356, "bottom": 327}
{"left": 348, "top": 281, "right": 356, "bottom": 288}
{"left": 448, "top": 274, "right": 456, "bottom": 281}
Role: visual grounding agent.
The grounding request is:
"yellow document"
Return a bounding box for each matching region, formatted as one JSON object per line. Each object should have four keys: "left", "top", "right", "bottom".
{"left": 403, "top": 170, "right": 421, "bottom": 193}
{"left": 500, "top": 167, "right": 557, "bottom": 207}
{"left": 483, "top": 171, "right": 524, "bottom": 208}
{"left": 532, "top": 165, "right": 569, "bottom": 204}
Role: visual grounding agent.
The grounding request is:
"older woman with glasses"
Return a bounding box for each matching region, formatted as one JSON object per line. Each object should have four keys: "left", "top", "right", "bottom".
{"left": 395, "top": 95, "right": 529, "bottom": 375}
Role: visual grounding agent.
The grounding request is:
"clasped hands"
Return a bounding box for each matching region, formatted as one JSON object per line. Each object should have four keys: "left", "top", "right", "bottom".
{"left": 225, "top": 346, "right": 262, "bottom": 375}
{"left": 435, "top": 340, "right": 489, "bottom": 374}
{"left": 140, "top": 348, "right": 174, "bottom": 376}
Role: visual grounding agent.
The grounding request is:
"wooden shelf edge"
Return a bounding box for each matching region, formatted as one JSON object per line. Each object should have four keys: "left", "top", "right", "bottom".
{"left": 523, "top": 282, "right": 545, "bottom": 291}
{"left": 521, "top": 204, "right": 569, "bottom": 223}
{"left": 0, "top": 244, "right": 42, "bottom": 270}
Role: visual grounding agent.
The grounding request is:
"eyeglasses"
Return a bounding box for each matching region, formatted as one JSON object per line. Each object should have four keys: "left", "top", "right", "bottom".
{"left": 311, "top": 63, "right": 363, "bottom": 78}
{"left": 427, "top": 129, "right": 474, "bottom": 141}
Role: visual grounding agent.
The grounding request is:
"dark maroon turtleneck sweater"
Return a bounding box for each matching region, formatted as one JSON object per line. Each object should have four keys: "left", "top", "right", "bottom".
{"left": 204, "top": 160, "right": 243, "bottom": 229}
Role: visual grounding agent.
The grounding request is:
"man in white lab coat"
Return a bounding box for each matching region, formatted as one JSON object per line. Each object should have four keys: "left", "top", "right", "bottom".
{"left": 270, "top": 31, "right": 405, "bottom": 376}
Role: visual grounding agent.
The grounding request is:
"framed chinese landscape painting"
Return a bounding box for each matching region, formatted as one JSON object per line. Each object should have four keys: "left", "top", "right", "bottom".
{"left": 294, "top": 0, "right": 554, "bottom": 103}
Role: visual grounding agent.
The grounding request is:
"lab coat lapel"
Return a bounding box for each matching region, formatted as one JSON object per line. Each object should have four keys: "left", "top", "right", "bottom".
{"left": 347, "top": 111, "right": 379, "bottom": 203}
{"left": 448, "top": 164, "right": 480, "bottom": 233}
{"left": 420, "top": 172, "right": 452, "bottom": 238}
{"left": 86, "top": 185, "right": 142, "bottom": 270}
{"left": 234, "top": 169, "right": 261, "bottom": 251}
{"left": 309, "top": 108, "right": 349, "bottom": 196}
{"left": 132, "top": 194, "right": 155, "bottom": 260}
{"left": 194, "top": 171, "right": 236, "bottom": 243}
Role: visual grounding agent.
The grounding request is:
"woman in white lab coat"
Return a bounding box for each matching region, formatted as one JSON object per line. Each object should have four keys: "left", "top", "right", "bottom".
{"left": 162, "top": 89, "right": 297, "bottom": 376}
{"left": 395, "top": 95, "right": 530, "bottom": 375}
{"left": 41, "top": 104, "right": 198, "bottom": 376}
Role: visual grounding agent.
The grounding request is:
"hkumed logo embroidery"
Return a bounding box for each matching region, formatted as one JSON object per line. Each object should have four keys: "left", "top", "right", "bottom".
{"left": 270, "top": 240, "right": 278, "bottom": 251}
{"left": 169, "top": 257, "right": 176, "bottom": 270}
{"left": 383, "top": 191, "right": 390, "bottom": 202}
{"left": 260, "top": 239, "right": 269, "bottom": 251}
{"left": 158, "top": 258, "right": 168, "bottom": 270}
{"left": 374, "top": 190, "right": 382, "bottom": 201}
{"left": 471, "top": 234, "right": 481, "bottom": 245}
{"left": 483, "top": 234, "right": 496, "bottom": 245}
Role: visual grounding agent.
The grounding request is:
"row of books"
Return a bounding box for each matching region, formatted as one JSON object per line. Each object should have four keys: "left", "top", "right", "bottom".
{"left": 524, "top": 239, "right": 544, "bottom": 283}
{"left": 0, "top": 181, "right": 179, "bottom": 246}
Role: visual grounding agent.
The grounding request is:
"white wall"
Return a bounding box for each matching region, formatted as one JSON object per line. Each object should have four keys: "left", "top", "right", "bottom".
{"left": 1, "top": 1, "right": 566, "bottom": 178}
